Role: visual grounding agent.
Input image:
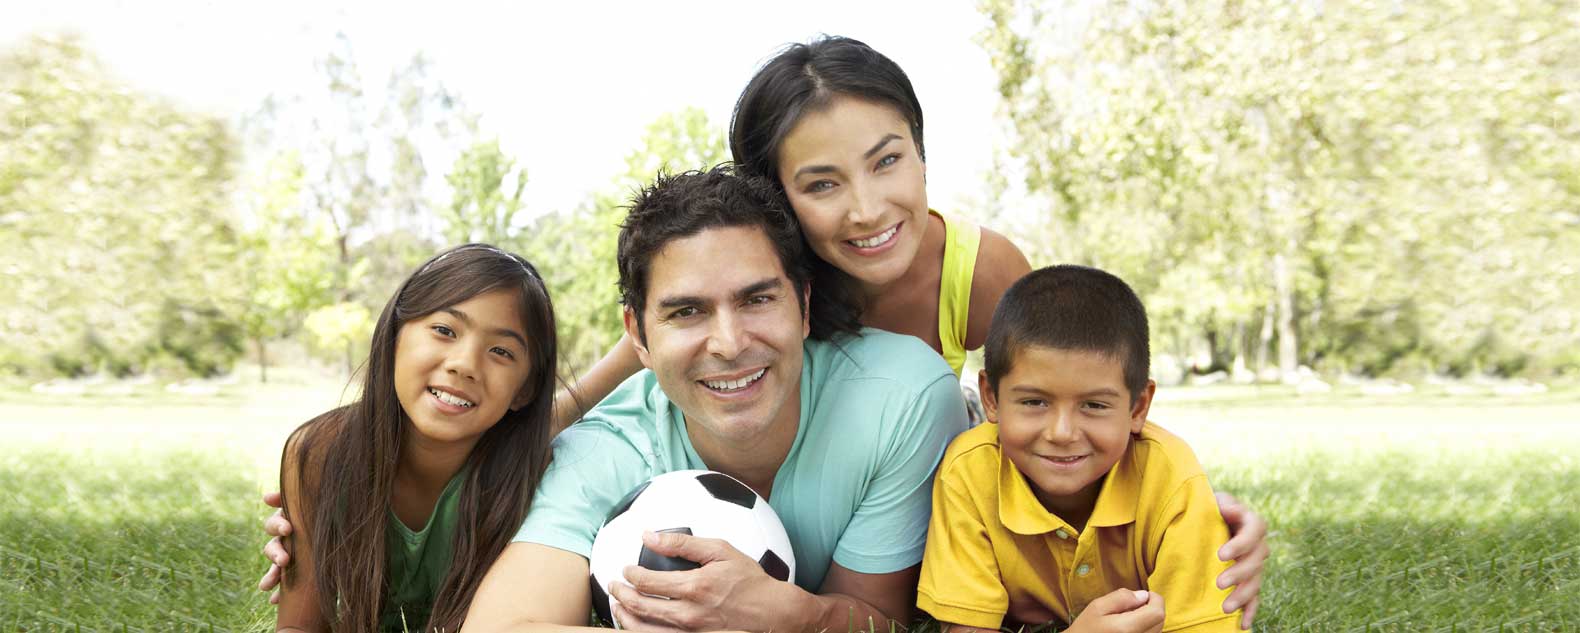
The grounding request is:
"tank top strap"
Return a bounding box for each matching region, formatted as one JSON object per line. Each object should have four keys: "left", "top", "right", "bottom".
{"left": 934, "top": 209, "right": 981, "bottom": 377}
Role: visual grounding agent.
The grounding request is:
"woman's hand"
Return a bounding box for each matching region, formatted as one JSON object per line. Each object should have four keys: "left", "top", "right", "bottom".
{"left": 257, "top": 491, "right": 294, "bottom": 603}
{"left": 1216, "top": 492, "right": 1269, "bottom": 629}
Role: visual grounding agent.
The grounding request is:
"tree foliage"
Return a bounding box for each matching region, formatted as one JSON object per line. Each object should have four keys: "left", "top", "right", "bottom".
{"left": 978, "top": 0, "right": 1580, "bottom": 378}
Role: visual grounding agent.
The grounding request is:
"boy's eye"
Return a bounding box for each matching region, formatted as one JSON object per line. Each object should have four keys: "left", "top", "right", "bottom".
{"left": 1083, "top": 401, "right": 1112, "bottom": 411}
{"left": 1019, "top": 398, "right": 1048, "bottom": 408}
{"left": 431, "top": 324, "right": 456, "bottom": 337}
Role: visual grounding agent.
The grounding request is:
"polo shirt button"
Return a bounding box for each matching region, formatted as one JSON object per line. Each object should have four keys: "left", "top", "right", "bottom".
{"left": 1055, "top": 529, "right": 1070, "bottom": 539}
{"left": 1076, "top": 563, "right": 1091, "bottom": 576}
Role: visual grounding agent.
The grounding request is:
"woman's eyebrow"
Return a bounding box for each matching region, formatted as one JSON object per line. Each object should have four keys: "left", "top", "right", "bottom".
{"left": 863, "top": 134, "right": 901, "bottom": 159}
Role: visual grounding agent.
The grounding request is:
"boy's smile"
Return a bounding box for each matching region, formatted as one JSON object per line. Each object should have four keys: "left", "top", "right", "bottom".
{"left": 981, "top": 345, "right": 1155, "bottom": 529}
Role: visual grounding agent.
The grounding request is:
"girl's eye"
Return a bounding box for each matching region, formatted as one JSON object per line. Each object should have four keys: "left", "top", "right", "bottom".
{"left": 431, "top": 324, "right": 456, "bottom": 337}
{"left": 876, "top": 153, "right": 900, "bottom": 169}
{"left": 491, "top": 347, "right": 516, "bottom": 360}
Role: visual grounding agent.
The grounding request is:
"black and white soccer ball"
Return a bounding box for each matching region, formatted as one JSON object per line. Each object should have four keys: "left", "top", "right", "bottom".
{"left": 588, "top": 469, "right": 795, "bottom": 627}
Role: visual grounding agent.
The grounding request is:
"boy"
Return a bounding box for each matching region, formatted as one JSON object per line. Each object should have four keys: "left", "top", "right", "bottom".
{"left": 918, "top": 265, "right": 1241, "bottom": 633}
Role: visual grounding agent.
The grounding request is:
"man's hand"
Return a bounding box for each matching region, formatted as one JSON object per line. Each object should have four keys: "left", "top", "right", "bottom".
{"left": 1065, "top": 589, "right": 1165, "bottom": 633}
{"left": 257, "top": 491, "right": 294, "bottom": 603}
{"left": 608, "top": 530, "right": 803, "bottom": 633}
{"left": 1216, "top": 492, "right": 1268, "bottom": 630}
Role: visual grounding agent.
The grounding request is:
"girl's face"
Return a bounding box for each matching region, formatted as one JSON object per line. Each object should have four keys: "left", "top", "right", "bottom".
{"left": 776, "top": 96, "right": 928, "bottom": 291}
{"left": 393, "top": 287, "right": 535, "bottom": 446}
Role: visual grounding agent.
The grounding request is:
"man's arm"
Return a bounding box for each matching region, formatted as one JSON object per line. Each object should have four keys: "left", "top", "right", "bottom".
{"left": 607, "top": 532, "right": 914, "bottom": 633}
{"left": 461, "top": 542, "right": 603, "bottom": 633}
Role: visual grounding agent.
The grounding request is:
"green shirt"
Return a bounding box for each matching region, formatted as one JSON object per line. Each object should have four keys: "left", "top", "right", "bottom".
{"left": 514, "top": 329, "right": 968, "bottom": 591}
{"left": 381, "top": 470, "right": 465, "bottom": 632}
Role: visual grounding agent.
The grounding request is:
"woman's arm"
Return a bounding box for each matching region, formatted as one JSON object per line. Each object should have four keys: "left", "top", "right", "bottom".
{"left": 550, "top": 332, "right": 644, "bottom": 433}
{"left": 963, "top": 226, "right": 1032, "bottom": 350}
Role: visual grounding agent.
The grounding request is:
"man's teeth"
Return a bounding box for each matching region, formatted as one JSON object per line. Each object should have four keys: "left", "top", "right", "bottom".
{"left": 429, "top": 388, "right": 474, "bottom": 408}
{"left": 848, "top": 225, "right": 899, "bottom": 249}
{"left": 703, "top": 369, "right": 767, "bottom": 392}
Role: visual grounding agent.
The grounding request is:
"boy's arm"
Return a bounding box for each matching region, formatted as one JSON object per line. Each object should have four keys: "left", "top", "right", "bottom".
{"left": 1146, "top": 476, "right": 1243, "bottom": 632}
{"left": 916, "top": 453, "right": 1010, "bottom": 630}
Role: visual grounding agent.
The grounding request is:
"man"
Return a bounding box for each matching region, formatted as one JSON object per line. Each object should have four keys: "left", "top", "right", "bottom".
{"left": 461, "top": 166, "right": 971, "bottom": 632}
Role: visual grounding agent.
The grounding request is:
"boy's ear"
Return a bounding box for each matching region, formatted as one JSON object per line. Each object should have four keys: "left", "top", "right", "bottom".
{"left": 1129, "top": 379, "right": 1157, "bottom": 434}
{"left": 976, "top": 370, "right": 999, "bottom": 424}
{"left": 622, "top": 307, "right": 654, "bottom": 370}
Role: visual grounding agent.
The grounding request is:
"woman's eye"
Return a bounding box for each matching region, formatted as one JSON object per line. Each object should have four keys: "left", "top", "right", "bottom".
{"left": 431, "top": 324, "right": 455, "bottom": 337}
{"left": 806, "top": 180, "right": 835, "bottom": 194}
{"left": 876, "top": 153, "right": 900, "bottom": 168}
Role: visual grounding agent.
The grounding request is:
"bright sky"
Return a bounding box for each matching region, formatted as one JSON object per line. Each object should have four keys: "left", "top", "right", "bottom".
{"left": 4, "top": 0, "right": 1005, "bottom": 216}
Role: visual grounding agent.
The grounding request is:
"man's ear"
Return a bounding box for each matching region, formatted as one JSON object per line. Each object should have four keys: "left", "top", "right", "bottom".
{"left": 622, "top": 307, "right": 654, "bottom": 370}
{"left": 977, "top": 370, "right": 999, "bottom": 424}
{"left": 1129, "top": 379, "right": 1157, "bottom": 434}
{"left": 800, "top": 282, "right": 811, "bottom": 339}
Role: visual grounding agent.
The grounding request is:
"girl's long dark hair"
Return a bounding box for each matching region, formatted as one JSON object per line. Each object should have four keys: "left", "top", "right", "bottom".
{"left": 281, "top": 244, "right": 559, "bottom": 632}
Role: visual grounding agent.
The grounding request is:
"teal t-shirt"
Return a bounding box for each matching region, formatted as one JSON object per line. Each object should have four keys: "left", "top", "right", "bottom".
{"left": 381, "top": 470, "right": 464, "bottom": 632}
{"left": 513, "top": 329, "right": 968, "bottom": 591}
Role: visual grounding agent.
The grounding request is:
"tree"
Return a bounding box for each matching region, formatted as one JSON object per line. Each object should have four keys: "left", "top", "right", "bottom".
{"left": 441, "top": 139, "right": 527, "bottom": 247}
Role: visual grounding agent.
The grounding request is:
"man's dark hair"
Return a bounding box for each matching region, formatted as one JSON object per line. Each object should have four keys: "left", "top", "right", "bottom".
{"left": 617, "top": 164, "right": 862, "bottom": 342}
{"left": 983, "top": 265, "right": 1151, "bottom": 403}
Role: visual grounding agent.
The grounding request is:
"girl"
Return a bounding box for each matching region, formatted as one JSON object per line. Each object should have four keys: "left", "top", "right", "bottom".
{"left": 276, "top": 244, "right": 558, "bottom": 632}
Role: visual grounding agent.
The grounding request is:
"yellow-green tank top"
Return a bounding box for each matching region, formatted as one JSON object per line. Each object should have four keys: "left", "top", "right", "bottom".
{"left": 934, "top": 210, "right": 981, "bottom": 376}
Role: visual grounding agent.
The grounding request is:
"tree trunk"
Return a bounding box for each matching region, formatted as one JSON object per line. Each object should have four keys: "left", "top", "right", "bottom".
{"left": 1275, "top": 251, "right": 1299, "bottom": 383}
{"left": 255, "top": 338, "right": 269, "bottom": 384}
{"left": 1256, "top": 297, "right": 1275, "bottom": 377}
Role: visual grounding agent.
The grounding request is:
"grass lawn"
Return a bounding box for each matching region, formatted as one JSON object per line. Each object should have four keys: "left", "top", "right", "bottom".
{"left": 2, "top": 377, "right": 1577, "bottom": 631}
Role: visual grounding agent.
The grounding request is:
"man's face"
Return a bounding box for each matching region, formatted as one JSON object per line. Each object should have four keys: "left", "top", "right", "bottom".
{"left": 625, "top": 225, "right": 810, "bottom": 452}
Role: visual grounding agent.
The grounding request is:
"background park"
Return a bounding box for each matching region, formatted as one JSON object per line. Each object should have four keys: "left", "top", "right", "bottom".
{"left": 2, "top": 1, "right": 1577, "bottom": 631}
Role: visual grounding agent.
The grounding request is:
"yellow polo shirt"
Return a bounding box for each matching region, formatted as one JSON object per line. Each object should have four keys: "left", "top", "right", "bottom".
{"left": 917, "top": 422, "right": 1239, "bottom": 632}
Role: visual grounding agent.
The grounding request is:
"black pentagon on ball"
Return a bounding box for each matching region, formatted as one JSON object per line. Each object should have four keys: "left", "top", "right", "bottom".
{"left": 757, "top": 549, "right": 791, "bottom": 583}
{"left": 695, "top": 472, "right": 756, "bottom": 509}
{"left": 638, "top": 527, "right": 702, "bottom": 573}
{"left": 605, "top": 479, "right": 652, "bottom": 524}
{"left": 589, "top": 574, "right": 614, "bottom": 626}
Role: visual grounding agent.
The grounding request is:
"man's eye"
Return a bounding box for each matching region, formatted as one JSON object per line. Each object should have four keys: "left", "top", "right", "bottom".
{"left": 670, "top": 307, "right": 699, "bottom": 319}
{"left": 747, "top": 294, "right": 773, "bottom": 305}
{"left": 431, "top": 324, "right": 455, "bottom": 337}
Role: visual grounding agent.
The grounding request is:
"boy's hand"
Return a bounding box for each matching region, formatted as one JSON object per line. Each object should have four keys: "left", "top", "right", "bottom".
{"left": 1216, "top": 492, "right": 1267, "bottom": 630}
{"left": 1066, "top": 589, "right": 1164, "bottom": 633}
{"left": 257, "top": 491, "right": 294, "bottom": 603}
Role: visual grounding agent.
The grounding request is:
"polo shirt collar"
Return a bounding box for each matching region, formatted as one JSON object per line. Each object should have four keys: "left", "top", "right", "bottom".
{"left": 998, "top": 440, "right": 1142, "bottom": 534}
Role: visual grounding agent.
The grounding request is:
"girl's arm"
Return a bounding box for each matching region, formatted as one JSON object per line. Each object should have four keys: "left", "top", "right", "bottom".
{"left": 551, "top": 332, "right": 644, "bottom": 433}
{"left": 275, "top": 431, "right": 330, "bottom": 633}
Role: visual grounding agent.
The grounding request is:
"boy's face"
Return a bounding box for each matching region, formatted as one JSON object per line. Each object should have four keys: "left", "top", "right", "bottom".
{"left": 980, "top": 345, "right": 1155, "bottom": 518}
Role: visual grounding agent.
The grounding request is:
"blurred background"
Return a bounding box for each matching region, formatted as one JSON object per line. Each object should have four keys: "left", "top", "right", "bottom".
{"left": 2, "top": 1, "right": 1576, "bottom": 631}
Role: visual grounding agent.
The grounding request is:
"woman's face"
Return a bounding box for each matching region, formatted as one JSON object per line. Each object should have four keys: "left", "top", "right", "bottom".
{"left": 776, "top": 96, "right": 928, "bottom": 291}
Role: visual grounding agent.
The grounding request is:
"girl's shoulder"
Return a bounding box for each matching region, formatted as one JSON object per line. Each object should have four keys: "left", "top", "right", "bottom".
{"left": 280, "top": 407, "right": 352, "bottom": 502}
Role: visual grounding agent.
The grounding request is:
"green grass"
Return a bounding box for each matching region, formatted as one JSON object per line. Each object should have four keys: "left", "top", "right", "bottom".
{"left": 2, "top": 390, "right": 1578, "bottom": 632}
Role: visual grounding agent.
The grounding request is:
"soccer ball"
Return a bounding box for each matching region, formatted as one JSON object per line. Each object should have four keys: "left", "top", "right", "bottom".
{"left": 588, "top": 469, "right": 796, "bottom": 627}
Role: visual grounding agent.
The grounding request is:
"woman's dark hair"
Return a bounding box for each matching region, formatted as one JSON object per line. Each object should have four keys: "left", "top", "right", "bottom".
{"left": 618, "top": 164, "right": 862, "bottom": 341}
{"left": 729, "top": 35, "right": 925, "bottom": 188}
{"left": 729, "top": 35, "right": 925, "bottom": 326}
{"left": 281, "top": 244, "right": 559, "bottom": 632}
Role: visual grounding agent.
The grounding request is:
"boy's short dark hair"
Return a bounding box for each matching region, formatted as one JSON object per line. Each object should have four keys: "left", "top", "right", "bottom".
{"left": 983, "top": 265, "right": 1150, "bottom": 402}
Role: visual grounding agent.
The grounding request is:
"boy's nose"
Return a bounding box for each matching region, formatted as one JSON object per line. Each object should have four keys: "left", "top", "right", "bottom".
{"left": 1042, "top": 409, "right": 1079, "bottom": 444}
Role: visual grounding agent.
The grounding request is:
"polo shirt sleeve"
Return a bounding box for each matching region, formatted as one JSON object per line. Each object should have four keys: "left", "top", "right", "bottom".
{"left": 916, "top": 454, "right": 1007, "bottom": 630}
{"left": 830, "top": 373, "right": 968, "bottom": 575}
{"left": 1149, "top": 474, "right": 1241, "bottom": 633}
{"left": 513, "top": 422, "right": 650, "bottom": 558}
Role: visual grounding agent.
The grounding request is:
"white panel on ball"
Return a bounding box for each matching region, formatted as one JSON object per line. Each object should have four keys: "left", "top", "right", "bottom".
{"left": 588, "top": 469, "right": 796, "bottom": 628}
